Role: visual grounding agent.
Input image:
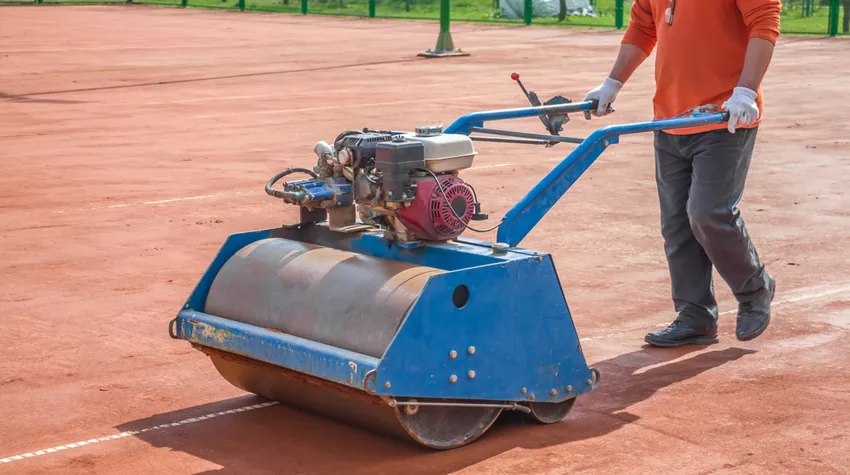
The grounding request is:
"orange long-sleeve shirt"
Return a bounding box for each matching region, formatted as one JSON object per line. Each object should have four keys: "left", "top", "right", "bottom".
{"left": 622, "top": 0, "right": 781, "bottom": 134}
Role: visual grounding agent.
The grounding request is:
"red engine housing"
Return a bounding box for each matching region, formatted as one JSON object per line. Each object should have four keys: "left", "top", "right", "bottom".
{"left": 396, "top": 175, "right": 475, "bottom": 241}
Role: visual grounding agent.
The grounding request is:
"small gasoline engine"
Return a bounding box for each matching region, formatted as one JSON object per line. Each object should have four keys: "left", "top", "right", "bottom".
{"left": 265, "top": 125, "right": 486, "bottom": 243}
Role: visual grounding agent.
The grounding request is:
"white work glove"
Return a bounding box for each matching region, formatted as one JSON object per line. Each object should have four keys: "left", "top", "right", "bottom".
{"left": 722, "top": 87, "right": 759, "bottom": 133}
{"left": 583, "top": 77, "right": 623, "bottom": 119}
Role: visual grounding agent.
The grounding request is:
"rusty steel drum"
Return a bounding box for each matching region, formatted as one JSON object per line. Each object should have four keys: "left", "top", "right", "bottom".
{"left": 200, "top": 238, "right": 503, "bottom": 449}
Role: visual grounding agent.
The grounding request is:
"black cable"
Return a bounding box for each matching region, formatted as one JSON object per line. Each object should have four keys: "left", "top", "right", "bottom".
{"left": 265, "top": 167, "right": 318, "bottom": 199}
{"left": 417, "top": 168, "right": 503, "bottom": 233}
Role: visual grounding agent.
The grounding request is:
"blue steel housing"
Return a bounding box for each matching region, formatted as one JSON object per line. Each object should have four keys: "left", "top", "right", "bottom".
{"left": 171, "top": 102, "right": 727, "bottom": 409}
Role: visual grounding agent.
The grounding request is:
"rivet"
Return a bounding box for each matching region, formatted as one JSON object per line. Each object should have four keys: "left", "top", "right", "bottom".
{"left": 449, "top": 374, "right": 458, "bottom": 383}
{"left": 586, "top": 379, "right": 593, "bottom": 386}
{"left": 467, "top": 346, "right": 476, "bottom": 355}
{"left": 467, "top": 370, "right": 476, "bottom": 379}
{"left": 529, "top": 394, "right": 536, "bottom": 401}
{"left": 449, "top": 350, "right": 457, "bottom": 359}
{"left": 603, "top": 139, "right": 610, "bottom": 147}
{"left": 521, "top": 387, "right": 527, "bottom": 394}
{"left": 566, "top": 385, "right": 573, "bottom": 393}
{"left": 550, "top": 388, "right": 558, "bottom": 396}
{"left": 385, "top": 382, "right": 391, "bottom": 389}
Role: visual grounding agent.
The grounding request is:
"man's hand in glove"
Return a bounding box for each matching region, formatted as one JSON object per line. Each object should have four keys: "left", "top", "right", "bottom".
{"left": 722, "top": 87, "right": 759, "bottom": 133}
{"left": 583, "top": 77, "right": 623, "bottom": 119}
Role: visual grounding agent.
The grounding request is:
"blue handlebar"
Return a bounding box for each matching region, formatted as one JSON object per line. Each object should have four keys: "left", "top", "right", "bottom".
{"left": 443, "top": 103, "right": 728, "bottom": 248}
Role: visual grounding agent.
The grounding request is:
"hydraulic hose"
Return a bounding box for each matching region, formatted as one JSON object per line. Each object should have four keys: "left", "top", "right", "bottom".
{"left": 264, "top": 167, "right": 318, "bottom": 199}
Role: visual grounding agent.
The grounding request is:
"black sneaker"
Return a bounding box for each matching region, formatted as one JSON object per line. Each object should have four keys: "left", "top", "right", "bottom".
{"left": 645, "top": 319, "right": 719, "bottom": 347}
{"left": 736, "top": 274, "right": 776, "bottom": 341}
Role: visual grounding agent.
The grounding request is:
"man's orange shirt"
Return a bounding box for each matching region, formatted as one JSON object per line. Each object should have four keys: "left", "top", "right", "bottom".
{"left": 622, "top": 0, "right": 781, "bottom": 134}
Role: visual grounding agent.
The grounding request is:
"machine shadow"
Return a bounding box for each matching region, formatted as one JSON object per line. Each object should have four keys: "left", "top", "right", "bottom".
{"left": 117, "top": 346, "right": 756, "bottom": 475}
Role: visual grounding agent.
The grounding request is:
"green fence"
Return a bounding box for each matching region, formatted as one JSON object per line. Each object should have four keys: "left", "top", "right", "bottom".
{"left": 2, "top": 0, "right": 848, "bottom": 36}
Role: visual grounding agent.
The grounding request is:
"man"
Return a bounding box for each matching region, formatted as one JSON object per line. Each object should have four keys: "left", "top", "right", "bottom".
{"left": 584, "top": 0, "right": 781, "bottom": 346}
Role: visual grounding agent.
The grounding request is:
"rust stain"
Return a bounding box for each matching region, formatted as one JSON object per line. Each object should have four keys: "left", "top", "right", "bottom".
{"left": 192, "top": 321, "right": 230, "bottom": 344}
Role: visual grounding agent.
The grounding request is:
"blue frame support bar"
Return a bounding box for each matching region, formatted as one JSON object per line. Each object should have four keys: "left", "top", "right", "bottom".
{"left": 175, "top": 310, "right": 379, "bottom": 390}
{"left": 495, "top": 112, "right": 728, "bottom": 247}
{"left": 443, "top": 103, "right": 729, "bottom": 248}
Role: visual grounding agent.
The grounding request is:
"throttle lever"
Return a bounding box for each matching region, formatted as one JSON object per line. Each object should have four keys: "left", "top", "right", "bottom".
{"left": 511, "top": 72, "right": 564, "bottom": 136}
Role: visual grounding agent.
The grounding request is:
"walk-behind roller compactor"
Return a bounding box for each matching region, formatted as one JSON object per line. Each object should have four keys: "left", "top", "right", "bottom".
{"left": 169, "top": 75, "right": 730, "bottom": 449}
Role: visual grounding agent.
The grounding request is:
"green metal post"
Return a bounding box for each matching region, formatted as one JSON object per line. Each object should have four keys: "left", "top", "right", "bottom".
{"left": 615, "top": 0, "right": 624, "bottom": 28}
{"left": 524, "top": 0, "right": 532, "bottom": 25}
{"left": 238, "top": 0, "right": 245, "bottom": 10}
{"left": 368, "top": 0, "right": 375, "bottom": 17}
{"left": 440, "top": 0, "right": 450, "bottom": 34}
{"left": 828, "top": 0, "right": 840, "bottom": 36}
{"left": 301, "top": 0, "right": 307, "bottom": 14}
{"left": 181, "top": 0, "right": 187, "bottom": 7}
{"left": 418, "top": 0, "right": 468, "bottom": 57}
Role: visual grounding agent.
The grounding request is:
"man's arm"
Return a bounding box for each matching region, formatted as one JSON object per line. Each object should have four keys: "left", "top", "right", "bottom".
{"left": 735, "top": 0, "right": 781, "bottom": 90}
{"left": 608, "top": 43, "right": 650, "bottom": 85}
{"left": 722, "top": 0, "right": 780, "bottom": 132}
{"left": 583, "top": 0, "right": 655, "bottom": 117}
{"left": 736, "top": 37, "right": 775, "bottom": 91}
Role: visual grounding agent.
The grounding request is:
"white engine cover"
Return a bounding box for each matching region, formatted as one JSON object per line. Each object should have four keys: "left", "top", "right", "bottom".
{"left": 401, "top": 127, "right": 476, "bottom": 173}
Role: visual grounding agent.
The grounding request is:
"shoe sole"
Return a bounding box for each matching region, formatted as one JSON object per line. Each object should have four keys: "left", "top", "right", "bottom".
{"left": 736, "top": 277, "right": 776, "bottom": 342}
{"left": 644, "top": 334, "right": 719, "bottom": 348}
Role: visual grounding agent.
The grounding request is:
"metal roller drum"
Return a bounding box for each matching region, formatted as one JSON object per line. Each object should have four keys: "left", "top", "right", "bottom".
{"left": 204, "top": 238, "right": 442, "bottom": 358}
{"left": 200, "top": 237, "right": 503, "bottom": 448}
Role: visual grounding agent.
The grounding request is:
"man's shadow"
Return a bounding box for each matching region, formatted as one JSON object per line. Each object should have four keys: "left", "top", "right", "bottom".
{"left": 117, "top": 345, "right": 756, "bottom": 474}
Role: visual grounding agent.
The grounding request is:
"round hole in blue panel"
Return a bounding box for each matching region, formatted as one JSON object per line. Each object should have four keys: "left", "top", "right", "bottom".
{"left": 452, "top": 285, "right": 469, "bottom": 309}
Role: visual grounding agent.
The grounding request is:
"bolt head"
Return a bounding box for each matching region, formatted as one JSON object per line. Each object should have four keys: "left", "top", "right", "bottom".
{"left": 529, "top": 394, "right": 536, "bottom": 401}
{"left": 467, "top": 370, "right": 476, "bottom": 379}
{"left": 385, "top": 382, "right": 391, "bottom": 389}
{"left": 586, "top": 379, "right": 593, "bottom": 386}
{"left": 467, "top": 346, "right": 476, "bottom": 355}
{"left": 449, "top": 350, "right": 457, "bottom": 359}
{"left": 566, "top": 385, "right": 573, "bottom": 393}
{"left": 449, "top": 374, "right": 458, "bottom": 383}
{"left": 521, "top": 387, "right": 527, "bottom": 394}
{"left": 550, "top": 388, "right": 558, "bottom": 396}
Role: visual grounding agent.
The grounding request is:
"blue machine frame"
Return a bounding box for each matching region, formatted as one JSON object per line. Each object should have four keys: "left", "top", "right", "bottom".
{"left": 171, "top": 102, "right": 727, "bottom": 406}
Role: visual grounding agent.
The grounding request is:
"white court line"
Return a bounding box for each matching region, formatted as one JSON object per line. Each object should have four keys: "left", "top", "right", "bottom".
{"left": 50, "top": 190, "right": 262, "bottom": 215}
{"left": 196, "top": 93, "right": 498, "bottom": 118}
{"left": 579, "top": 282, "right": 850, "bottom": 342}
{"left": 0, "top": 402, "right": 279, "bottom": 466}
{"left": 45, "top": 163, "right": 518, "bottom": 216}
{"left": 0, "top": 284, "right": 846, "bottom": 465}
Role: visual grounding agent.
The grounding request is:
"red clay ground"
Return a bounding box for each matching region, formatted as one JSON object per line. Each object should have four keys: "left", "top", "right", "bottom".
{"left": 1, "top": 5, "right": 849, "bottom": 474}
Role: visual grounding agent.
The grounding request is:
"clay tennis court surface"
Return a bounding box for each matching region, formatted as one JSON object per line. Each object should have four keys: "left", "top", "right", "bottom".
{"left": 1, "top": 5, "right": 849, "bottom": 474}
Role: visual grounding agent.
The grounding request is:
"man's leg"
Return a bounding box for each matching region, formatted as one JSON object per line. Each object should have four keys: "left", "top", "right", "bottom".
{"left": 685, "top": 127, "right": 774, "bottom": 341}
{"left": 645, "top": 131, "right": 720, "bottom": 347}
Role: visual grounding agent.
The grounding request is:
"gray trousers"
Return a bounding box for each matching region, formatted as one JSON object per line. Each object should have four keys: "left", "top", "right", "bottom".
{"left": 654, "top": 127, "right": 767, "bottom": 329}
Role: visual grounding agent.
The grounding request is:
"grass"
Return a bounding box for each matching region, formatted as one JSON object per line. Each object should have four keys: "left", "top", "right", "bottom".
{"left": 3, "top": 0, "right": 844, "bottom": 35}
